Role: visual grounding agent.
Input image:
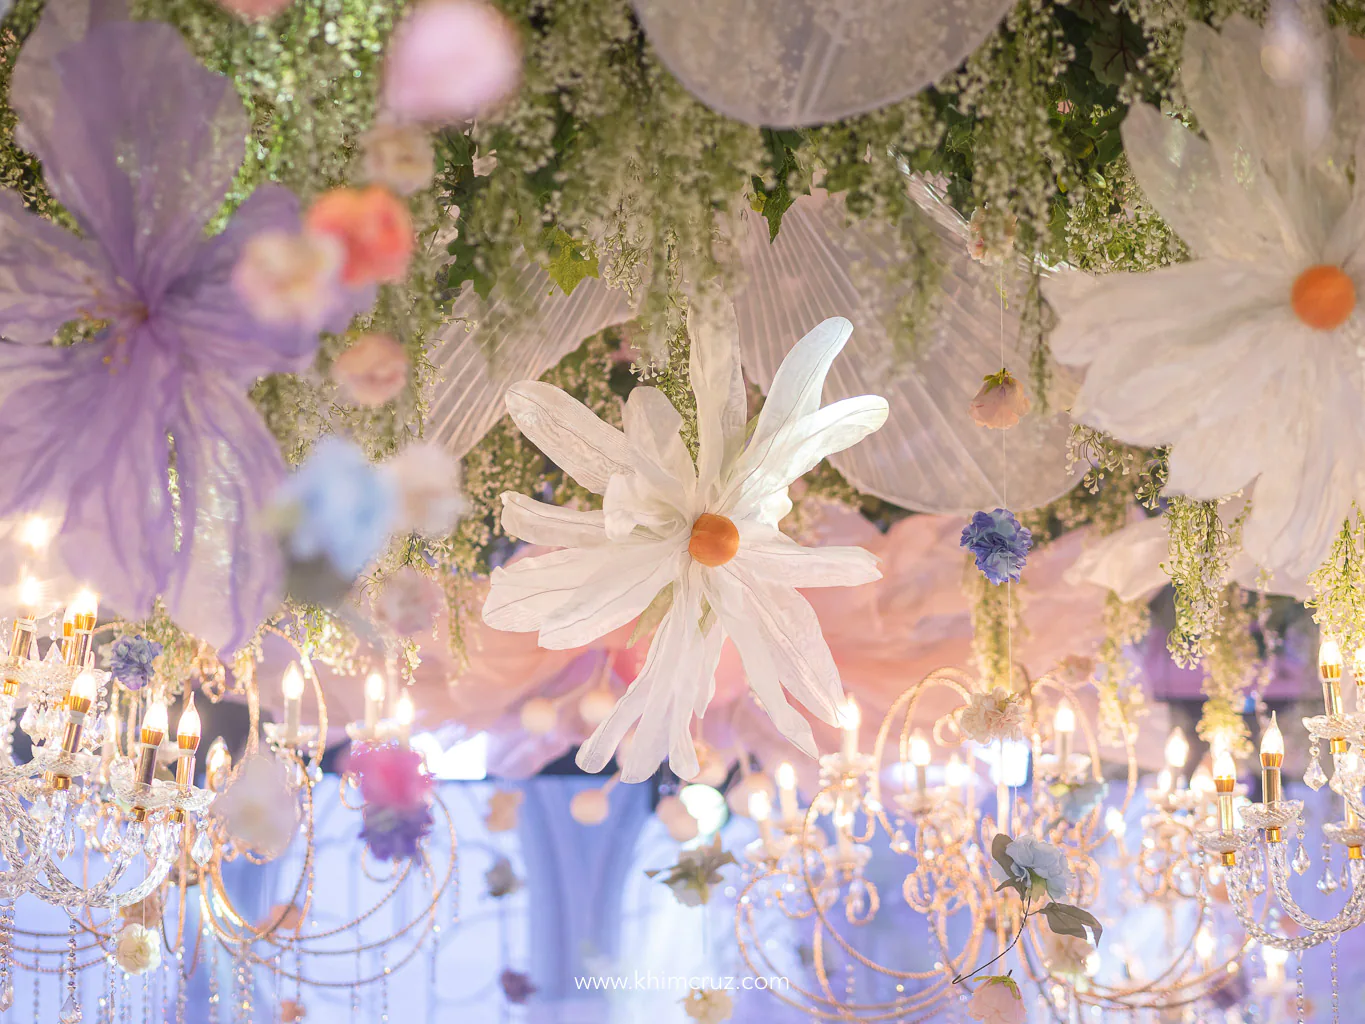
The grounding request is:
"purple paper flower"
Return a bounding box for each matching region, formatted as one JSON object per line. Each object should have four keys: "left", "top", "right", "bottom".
{"left": 499, "top": 968, "right": 536, "bottom": 1005}
{"left": 359, "top": 802, "right": 435, "bottom": 861}
{"left": 0, "top": 8, "right": 366, "bottom": 654}
{"left": 106, "top": 635, "right": 162, "bottom": 691}
{"left": 960, "top": 509, "right": 1032, "bottom": 585}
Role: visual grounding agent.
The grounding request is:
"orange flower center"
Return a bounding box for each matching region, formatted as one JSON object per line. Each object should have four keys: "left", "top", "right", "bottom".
{"left": 688, "top": 513, "right": 740, "bottom": 567}
{"left": 1292, "top": 264, "right": 1356, "bottom": 331}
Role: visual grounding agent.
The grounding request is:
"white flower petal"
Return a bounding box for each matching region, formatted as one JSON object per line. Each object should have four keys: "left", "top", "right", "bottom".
{"left": 499, "top": 492, "right": 607, "bottom": 548}
{"left": 731, "top": 520, "right": 881, "bottom": 588}
{"left": 622, "top": 385, "right": 696, "bottom": 504}
{"left": 688, "top": 293, "right": 747, "bottom": 499}
{"left": 505, "top": 381, "right": 631, "bottom": 494}
{"left": 603, "top": 473, "right": 687, "bottom": 541}
{"left": 723, "top": 396, "right": 889, "bottom": 519}
{"left": 481, "top": 547, "right": 602, "bottom": 633}
{"left": 538, "top": 540, "right": 685, "bottom": 650}
{"left": 748, "top": 316, "right": 853, "bottom": 456}
{"left": 711, "top": 564, "right": 843, "bottom": 725}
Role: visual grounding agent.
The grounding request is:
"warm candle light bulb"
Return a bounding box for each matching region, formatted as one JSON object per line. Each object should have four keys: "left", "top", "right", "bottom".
{"left": 1260, "top": 713, "right": 1284, "bottom": 762}
{"left": 1053, "top": 699, "right": 1076, "bottom": 734}
{"left": 206, "top": 737, "right": 230, "bottom": 776}
{"left": 1213, "top": 750, "right": 1236, "bottom": 783}
{"left": 365, "top": 672, "right": 386, "bottom": 703}
{"left": 18, "top": 515, "right": 52, "bottom": 552}
{"left": 396, "top": 691, "right": 415, "bottom": 726}
{"left": 1194, "top": 926, "right": 1215, "bottom": 962}
{"left": 69, "top": 670, "right": 97, "bottom": 705}
{"left": 747, "top": 790, "right": 772, "bottom": 822}
{"left": 908, "top": 732, "right": 931, "bottom": 767}
{"left": 1164, "top": 726, "right": 1190, "bottom": 770}
{"left": 142, "top": 701, "right": 168, "bottom": 738}
{"left": 281, "top": 663, "right": 305, "bottom": 701}
{"left": 1191, "top": 765, "right": 1215, "bottom": 796}
{"left": 68, "top": 588, "right": 98, "bottom": 620}
{"left": 1263, "top": 944, "right": 1290, "bottom": 970}
{"left": 776, "top": 762, "right": 795, "bottom": 790}
{"left": 17, "top": 575, "right": 41, "bottom": 611}
{"left": 944, "top": 754, "right": 969, "bottom": 789}
{"left": 1320, "top": 638, "right": 1344, "bottom": 677}
{"left": 1104, "top": 806, "right": 1127, "bottom": 838}
{"left": 839, "top": 697, "right": 861, "bottom": 731}
{"left": 177, "top": 694, "right": 201, "bottom": 746}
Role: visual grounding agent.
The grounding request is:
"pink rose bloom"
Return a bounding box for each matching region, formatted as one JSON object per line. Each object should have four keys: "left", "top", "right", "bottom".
{"left": 969, "top": 368, "right": 1031, "bottom": 430}
{"left": 218, "top": 0, "right": 294, "bottom": 19}
{"left": 383, "top": 1, "right": 523, "bottom": 124}
{"left": 232, "top": 230, "right": 343, "bottom": 330}
{"left": 348, "top": 742, "right": 432, "bottom": 810}
{"left": 968, "top": 977, "right": 1026, "bottom": 1024}
{"left": 374, "top": 566, "right": 443, "bottom": 636}
{"left": 332, "top": 333, "right": 409, "bottom": 406}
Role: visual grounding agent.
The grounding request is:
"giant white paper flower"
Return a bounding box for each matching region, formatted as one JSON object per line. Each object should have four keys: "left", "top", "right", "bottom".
{"left": 483, "top": 308, "right": 888, "bottom": 782}
{"left": 1047, "top": 16, "right": 1365, "bottom": 581}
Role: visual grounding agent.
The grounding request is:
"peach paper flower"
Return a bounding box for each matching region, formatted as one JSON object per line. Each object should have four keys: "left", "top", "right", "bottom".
{"left": 232, "top": 230, "right": 343, "bottom": 330}
{"left": 969, "top": 368, "right": 1031, "bottom": 430}
{"left": 968, "top": 976, "right": 1025, "bottom": 1024}
{"left": 373, "top": 566, "right": 443, "bottom": 636}
{"left": 383, "top": 442, "right": 470, "bottom": 536}
{"left": 361, "top": 121, "right": 435, "bottom": 196}
{"left": 958, "top": 687, "right": 1027, "bottom": 744}
{"left": 383, "top": 1, "right": 523, "bottom": 124}
{"left": 306, "top": 186, "right": 414, "bottom": 286}
{"left": 332, "top": 334, "right": 409, "bottom": 406}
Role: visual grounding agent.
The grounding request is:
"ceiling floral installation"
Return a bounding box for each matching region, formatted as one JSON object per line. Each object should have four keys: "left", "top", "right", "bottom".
{"left": 1, "top": 0, "right": 1365, "bottom": 1018}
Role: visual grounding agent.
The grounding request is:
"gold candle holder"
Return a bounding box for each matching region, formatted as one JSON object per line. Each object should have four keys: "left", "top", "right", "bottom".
{"left": 131, "top": 701, "right": 167, "bottom": 822}
{"left": 171, "top": 696, "right": 201, "bottom": 825}
{"left": 60, "top": 590, "right": 98, "bottom": 669}
{"left": 1214, "top": 751, "right": 1238, "bottom": 866}
{"left": 1261, "top": 713, "right": 1285, "bottom": 843}
{"left": 1319, "top": 639, "right": 1348, "bottom": 754}
{"left": 44, "top": 670, "right": 98, "bottom": 790}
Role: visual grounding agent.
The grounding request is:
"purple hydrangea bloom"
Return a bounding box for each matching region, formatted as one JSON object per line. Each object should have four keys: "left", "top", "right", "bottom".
{"left": 275, "top": 437, "right": 397, "bottom": 577}
{"left": 0, "top": 6, "right": 364, "bottom": 653}
{"left": 359, "top": 803, "right": 435, "bottom": 862}
{"left": 960, "top": 508, "right": 1032, "bottom": 585}
{"left": 499, "top": 969, "right": 536, "bottom": 1005}
{"left": 106, "top": 634, "right": 161, "bottom": 691}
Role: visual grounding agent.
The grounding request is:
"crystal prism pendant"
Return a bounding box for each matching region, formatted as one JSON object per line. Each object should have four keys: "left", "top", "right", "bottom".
{"left": 191, "top": 829, "right": 212, "bottom": 866}
{"left": 1317, "top": 866, "right": 1339, "bottom": 894}
{"left": 59, "top": 993, "right": 81, "bottom": 1023}
{"left": 1304, "top": 756, "right": 1327, "bottom": 791}
{"left": 1292, "top": 845, "right": 1311, "bottom": 875}
{"left": 0, "top": 979, "right": 13, "bottom": 1011}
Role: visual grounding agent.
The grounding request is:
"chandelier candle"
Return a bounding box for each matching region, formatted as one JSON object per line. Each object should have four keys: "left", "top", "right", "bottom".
{"left": 1319, "top": 639, "right": 1348, "bottom": 753}
{"left": 4, "top": 577, "right": 41, "bottom": 698}
{"left": 839, "top": 697, "right": 861, "bottom": 759}
{"left": 395, "top": 690, "right": 414, "bottom": 743}
{"left": 1213, "top": 751, "right": 1239, "bottom": 865}
{"left": 204, "top": 737, "right": 231, "bottom": 793}
{"left": 1260, "top": 714, "right": 1285, "bottom": 842}
{"left": 908, "top": 732, "right": 931, "bottom": 792}
{"left": 364, "top": 672, "right": 385, "bottom": 735}
{"left": 749, "top": 790, "right": 775, "bottom": 849}
{"left": 281, "top": 663, "right": 305, "bottom": 742}
{"left": 45, "top": 670, "right": 97, "bottom": 791}
{"left": 60, "top": 590, "right": 98, "bottom": 668}
{"left": 132, "top": 701, "right": 168, "bottom": 819}
{"left": 775, "top": 762, "right": 799, "bottom": 823}
{"left": 172, "top": 695, "right": 201, "bottom": 825}
{"left": 1165, "top": 726, "right": 1190, "bottom": 789}
{"left": 1054, "top": 699, "right": 1076, "bottom": 774}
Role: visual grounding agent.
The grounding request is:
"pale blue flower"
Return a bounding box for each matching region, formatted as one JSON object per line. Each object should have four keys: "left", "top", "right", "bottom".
{"left": 276, "top": 438, "right": 397, "bottom": 577}
{"left": 960, "top": 508, "right": 1032, "bottom": 585}
{"left": 1004, "top": 835, "right": 1074, "bottom": 900}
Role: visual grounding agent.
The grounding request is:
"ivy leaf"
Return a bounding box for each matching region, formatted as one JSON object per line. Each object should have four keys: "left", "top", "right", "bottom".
{"left": 1088, "top": 13, "right": 1144, "bottom": 88}
{"left": 1040, "top": 902, "right": 1104, "bottom": 943}
{"left": 537, "top": 227, "right": 599, "bottom": 297}
{"left": 990, "top": 834, "right": 1025, "bottom": 897}
{"left": 445, "top": 234, "right": 494, "bottom": 300}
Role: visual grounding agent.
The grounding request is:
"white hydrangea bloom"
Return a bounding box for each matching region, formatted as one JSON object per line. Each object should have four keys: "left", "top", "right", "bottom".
{"left": 1048, "top": 16, "right": 1365, "bottom": 581}
{"left": 483, "top": 306, "right": 888, "bottom": 782}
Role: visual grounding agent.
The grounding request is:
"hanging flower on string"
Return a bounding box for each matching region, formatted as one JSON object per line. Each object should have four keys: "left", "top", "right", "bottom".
{"left": 967, "top": 975, "right": 1026, "bottom": 1024}
{"left": 483, "top": 304, "right": 887, "bottom": 782}
{"left": 484, "top": 789, "right": 523, "bottom": 833}
{"left": 681, "top": 987, "right": 734, "bottom": 1024}
{"left": 961, "top": 509, "right": 1032, "bottom": 585}
{"left": 1046, "top": 16, "right": 1365, "bottom": 581}
{"left": 105, "top": 635, "right": 162, "bottom": 692}
{"left": 958, "top": 687, "right": 1027, "bottom": 744}
{"left": 969, "top": 369, "right": 1031, "bottom": 430}
{"left": 0, "top": 7, "right": 370, "bottom": 653}
{"left": 500, "top": 969, "right": 536, "bottom": 1006}
{"left": 348, "top": 742, "right": 435, "bottom": 862}
{"left": 646, "top": 835, "right": 736, "bottom": 907}
{"left": 485, "top": 855, "right": 523, "bottom": 898}
{"left": 113, "top": 923, "right": 161, "bottom": 976}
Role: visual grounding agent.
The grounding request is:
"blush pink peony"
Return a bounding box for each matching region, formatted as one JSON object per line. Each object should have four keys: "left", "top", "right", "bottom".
{"left": 967, "top": 976, "right": 1026, "bottom": 1024}
{"left": 332, "top": 333, "right": 410, "bottom": 406}
{"left": 382, "top": 1, "right": 523, "bottom": 124}
{"left": 970, "top": 368, "right": 1032, "bottom": 430}
{"left": 232, "top": 230, "right": 343, "bottom": 330}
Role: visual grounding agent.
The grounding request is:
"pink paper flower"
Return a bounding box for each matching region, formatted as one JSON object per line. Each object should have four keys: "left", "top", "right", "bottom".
{"left": 361, "top": 121, "right": 436, "bottom": 196}
{"left": 383, "top": 442, "right": 470, "bottom": 537}
{"left": 332, "top": 334, "right": 410, "bottom": 406}
{"left": 305, "top": 186, "right": 414, "bottom": 286}
{"left": 969, "top": 368, "right": 1031, "bottom": 430}
{"left": 968, "top": 976, "right": 1026, "bottom": 1024}
{"left": 382, "top": 1, "right": 522, "bottom": 124}
{"left": 232, "top": 230, "right": 343, "bottom": 331}
{"left": 373, "top": 566, "right": 443, "bottom": 636}
{"left": 217, "top": 0, "right": 294, "bottom": 19}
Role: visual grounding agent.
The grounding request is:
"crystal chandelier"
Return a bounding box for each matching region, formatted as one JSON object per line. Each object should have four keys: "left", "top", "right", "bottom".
{"left": 734, "top": 664, "right": 1249, "bottom": 1021}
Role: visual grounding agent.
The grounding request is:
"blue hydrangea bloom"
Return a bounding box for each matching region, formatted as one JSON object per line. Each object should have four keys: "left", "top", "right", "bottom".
{"left": 277, "top": 437, "right": 397, "bottom": 577}
{"left": 107, "top": 635, "right": 162, "bottom": 691}
{"left": 960, "top": 508, "right": 1032, "bottom": 585}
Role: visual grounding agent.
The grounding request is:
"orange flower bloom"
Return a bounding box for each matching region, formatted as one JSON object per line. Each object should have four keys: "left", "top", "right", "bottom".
{"left": 305, "top": 186, "right": 414, "bottom": 286}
